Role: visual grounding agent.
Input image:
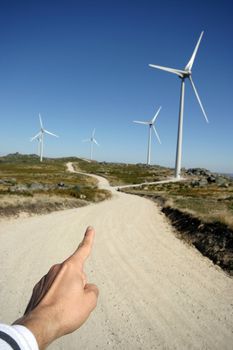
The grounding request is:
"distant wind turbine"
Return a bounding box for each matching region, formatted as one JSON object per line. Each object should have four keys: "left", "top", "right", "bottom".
{"left": 133, "top": 106, "right": 162, "bottom": 165}
{"left": 83, "top": 129, "right": 99, "bottom": 161}
{"left": 149, "top": 31, "right": 209, "bottom": 179}
{"left": 30, "top": 114, "right": 59, "bottom": 162}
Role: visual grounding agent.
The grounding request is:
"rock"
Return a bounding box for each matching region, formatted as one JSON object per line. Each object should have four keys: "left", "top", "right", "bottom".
{"left": 57, "top": 182, "right": 65, "bottom": 188}
{"left": 80, "top": 194, "right": 86, "bottom": 199}
{"left": 30, "top": 183, "right": 45, "bottom": 191}
{"left": 207, "top": 175, "right": 216, "bottom": 183}
{"left": 191, "top": 178, "right": 208, "bottom": 187}
{"left": 216, "top": 177, "right": 228, "bottom": 187}
{"left": 9, "top": 184, "right": 29, "bottom": 192}
{"left": 220, "top": 183, "right": 229, "bottom": 188}
{"left": 10, "top": 183, "right": 55, "bottom": 192}
{"left": 191, "top": 180, "right": 200, "bottom": 187}
{"left": 198, "top": 178, "right": 208, "bottom": 187}
{"left": 0, "top": 178, "right": 17, "bottom": 185}
{"left": 181, "top": 167, "right": 186, "bottom": 174}
{"left": 187, "top": 168, "right": 211, "bottom": 177}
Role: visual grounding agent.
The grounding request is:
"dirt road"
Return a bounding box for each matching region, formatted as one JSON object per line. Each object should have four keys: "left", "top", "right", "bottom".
{"left": 0, "top": 164, "right": 232, "bottom": 349}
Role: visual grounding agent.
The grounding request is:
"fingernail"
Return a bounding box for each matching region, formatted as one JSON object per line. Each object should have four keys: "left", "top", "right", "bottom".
{"left": 87, "top": 226, "right": 94, "bottom": 231}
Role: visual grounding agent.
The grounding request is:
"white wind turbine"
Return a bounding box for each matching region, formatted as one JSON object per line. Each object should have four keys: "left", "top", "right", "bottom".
{"left": 149, "top": 31, "right": 209, "bottom": 179}
{"left": 83, "top": 129, "right": 99, "bottom": 161}
{"left": 133, "top": 106, "right": 162, "bottom": 165}
{"left": 30, "top": 114, "right": 59, "bottom": 162}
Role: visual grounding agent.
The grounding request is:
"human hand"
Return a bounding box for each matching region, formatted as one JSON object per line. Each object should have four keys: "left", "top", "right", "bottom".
{"left": 14, "top": 226, "right": 99, "bottom": 349}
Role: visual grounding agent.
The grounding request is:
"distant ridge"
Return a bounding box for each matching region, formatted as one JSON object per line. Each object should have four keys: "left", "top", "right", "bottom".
{"left": 0, "top": 153, "right": 79, "bottom": 163}
{"left": 219, "top": 172, "right": 233, "bottom": 179}
{"left": 4, "top": 152, "right": 39, "bottom": 159}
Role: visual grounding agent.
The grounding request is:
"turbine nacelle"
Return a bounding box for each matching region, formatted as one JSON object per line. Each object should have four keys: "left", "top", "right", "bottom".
{"left": 180, "top": 70, "right": 191, "bottom": 78}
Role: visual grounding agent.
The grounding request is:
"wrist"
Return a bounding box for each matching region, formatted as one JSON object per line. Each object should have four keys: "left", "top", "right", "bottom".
{"left": 13, "top": 306, "right": 59, "bottom": 350}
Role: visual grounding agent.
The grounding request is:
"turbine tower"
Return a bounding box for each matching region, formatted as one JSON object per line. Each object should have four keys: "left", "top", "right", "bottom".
{"left": 36, "top": 135, "right": 41, "bottom": 157}
{"left": 30, "top": 114, "right": 59, "bottom": 162}
{"left": 83, "top": 129, "right": 99, "bottom": 161}
{"left": 149, "top": 31, "right": 208, "bottom": 179}
{"left": 133, "top": 106, "right": 162, "bottom": 165}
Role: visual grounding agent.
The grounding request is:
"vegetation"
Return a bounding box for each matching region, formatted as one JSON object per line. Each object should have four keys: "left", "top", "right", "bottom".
{"left": 74, "top": 159, "right": 233, "bottom": 229}
{"left": 74, "top": 158, "right": 233, "bottom": 230}
{"left": 74, "top": 159, "right": 173, "bottom": 185}
{"left": 122, "top": 180, "right": 233, "bottom": 230}
{"left": 1, "top": 153, "right": 232, "bottom": 231}
{"left": 0, "top": 154, "right": 111, "bottom": 217}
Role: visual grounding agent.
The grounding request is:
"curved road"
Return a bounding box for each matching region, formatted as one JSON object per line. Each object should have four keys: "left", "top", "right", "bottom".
{"left": 0, "top": 163, "right": 232, "bottom": 349}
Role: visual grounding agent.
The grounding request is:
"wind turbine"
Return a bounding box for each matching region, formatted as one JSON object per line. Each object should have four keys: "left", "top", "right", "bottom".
{"left": 83, "top": 129, "right": 99, "bottom": 161}
{"left": 149, "top": 31, "right": 208, "bottom": 179}
{"left": 133, "top": 106, "right": 162, "bottom": 165}
{"left": 30, "top": 114, "right": 59, "bottom": 162}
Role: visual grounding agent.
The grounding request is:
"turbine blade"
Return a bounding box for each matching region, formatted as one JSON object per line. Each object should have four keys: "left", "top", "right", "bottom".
{"left": 152, "top": 125, "right": 161, "bottom": 144}
{"left": 39, "top": 113, "right": 43, "bottom": 129}
{"left": 82, "top": 139, "right": 90, "bottom": 142}
{"left": 133, "top": 120, "right": 149, "bottom": 125}
{"left": 151, "top": 106, "right": 162, "bottom": 124}
{"left": 149, "top": 64, "right": 186, "bottom": 77}
{"left": 44, "top": 129, "right": 59, "bottom": 137}
{"left": 185, "top": 31, "right": 204, "bottom": 71}
{"left": 93, "top": 138, "right": 99, "bottom": 146}
{"left": 92, "top": 128, "right": 95, "bottom": 137}
{"left": 189, "top": 76, "right": 209, "bottom": 123}
{"left": 30, "top": 132, "right": 41, "bottom": 142}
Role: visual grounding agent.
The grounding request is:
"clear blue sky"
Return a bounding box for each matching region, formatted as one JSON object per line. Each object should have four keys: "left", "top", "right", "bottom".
{"left": 0, "top": 0, "right": 232, "bottom": 173}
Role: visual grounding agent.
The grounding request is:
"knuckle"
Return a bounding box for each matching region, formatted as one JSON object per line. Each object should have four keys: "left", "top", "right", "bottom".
{"left": 50, "top": 263, "right": 60, "bottom": 271}
{"left": 62, "top": 259, "right": 76, "bottom": 273}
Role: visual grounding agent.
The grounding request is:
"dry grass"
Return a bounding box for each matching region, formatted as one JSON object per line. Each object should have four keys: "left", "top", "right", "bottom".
{"left": 122, "top": 181, "right": 233, "bottom": 230}
{"left": 74, "top": 160, "right": 173, "bottom": 186}
{"left": 0, "top": 193, "right": 87, "bottom": 217}
{"left": 203, "top": 210, "right": 233, "bottom": 228}
{"left": 78, "top": 158, "right": 233, "bottom": 231}
{"left": 1, "top": 155, "right": 232, "bottom": 229}
{"left": 0, "top": 156, "right": 111, "bottom": 217}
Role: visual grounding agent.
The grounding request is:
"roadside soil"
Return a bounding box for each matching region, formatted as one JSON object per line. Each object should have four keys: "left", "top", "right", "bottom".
{"left": 162, "top": 206, "right": 233, "bottom": 275}
{"left": 123, "top": 190, "right": 233, "bottom": 276}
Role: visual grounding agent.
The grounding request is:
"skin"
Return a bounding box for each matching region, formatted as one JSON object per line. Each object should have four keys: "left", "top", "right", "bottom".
{"left": 14, "top": 226, "right": 99, "bottom": 349}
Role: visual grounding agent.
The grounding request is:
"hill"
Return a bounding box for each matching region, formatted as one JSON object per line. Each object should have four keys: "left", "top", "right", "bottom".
{"left": 0, "top": 154, "right": 110, "bottom": 217}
